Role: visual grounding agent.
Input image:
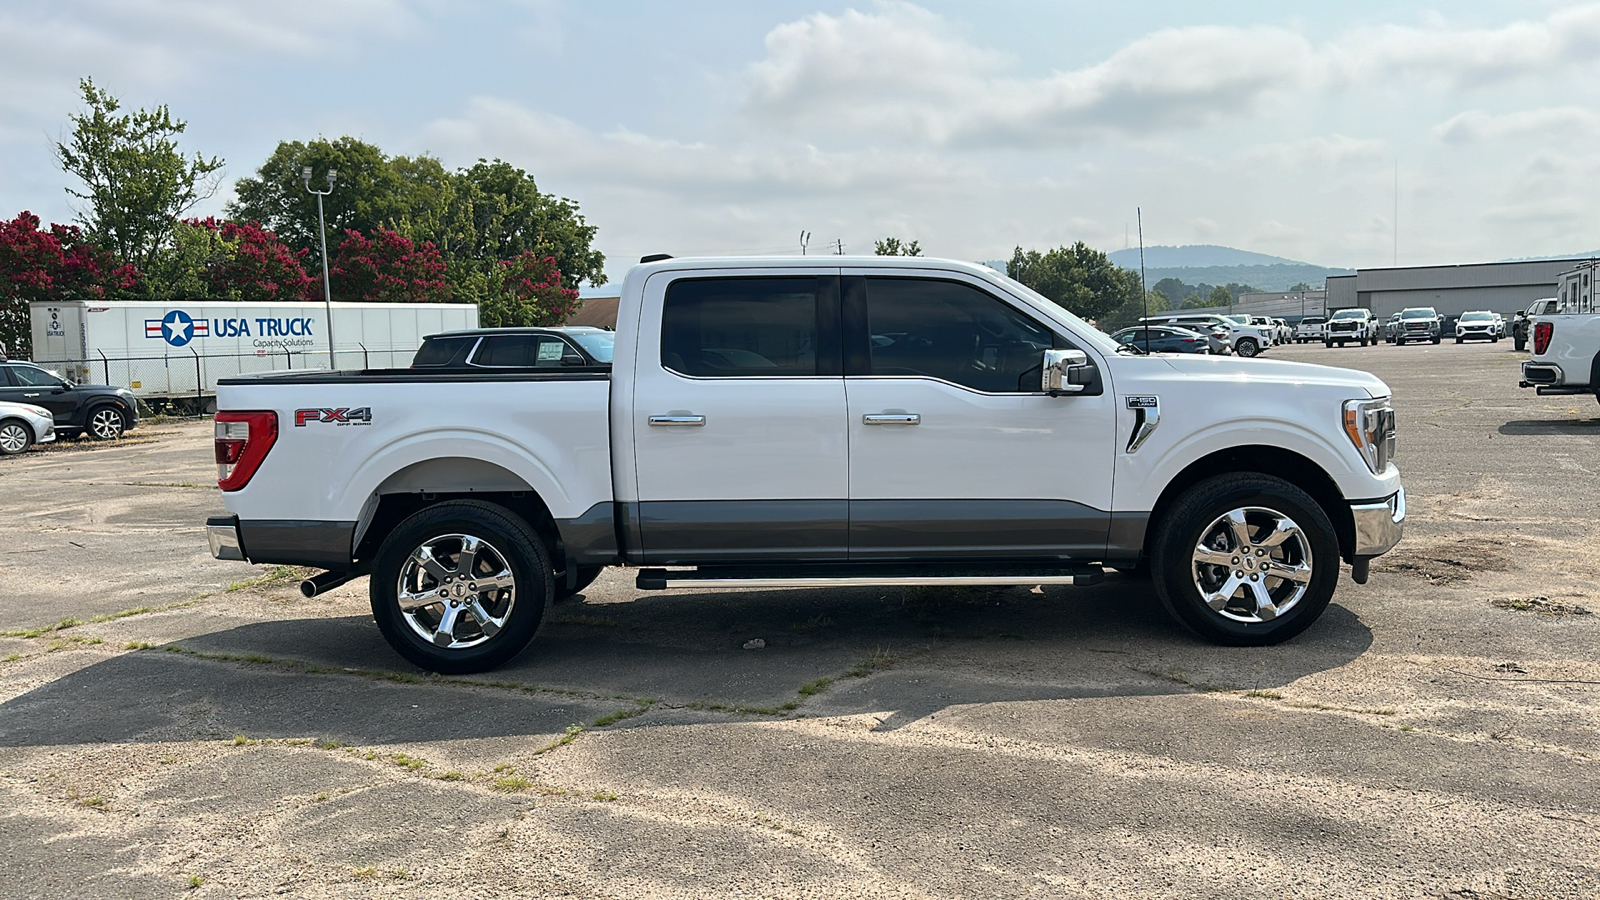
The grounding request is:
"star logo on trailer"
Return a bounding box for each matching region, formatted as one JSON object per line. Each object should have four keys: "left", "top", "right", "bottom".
{"left": 144, "top": 310, "right": 209, "bottom": 347}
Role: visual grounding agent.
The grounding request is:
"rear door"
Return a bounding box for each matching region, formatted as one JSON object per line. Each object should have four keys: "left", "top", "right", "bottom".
{"left": 629, "top": 271, "right": 848, "bottom": 563}
{"left": 842, "top": 272, "right": 1117, "bottom": 560}
{"left": 0, "top": 364, "right": 79, "bottom": 424}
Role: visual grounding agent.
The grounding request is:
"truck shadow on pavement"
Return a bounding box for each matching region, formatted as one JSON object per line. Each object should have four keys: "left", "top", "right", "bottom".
{"left": 0, "top": 577, "right": 1373, "bottom": 749}
{"left": 1498, "top": 418, "right": 1600, "bottom": 435}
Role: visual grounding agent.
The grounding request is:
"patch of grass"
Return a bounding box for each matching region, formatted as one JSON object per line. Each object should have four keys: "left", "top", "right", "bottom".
{"left": 547, "top": 614, "right": 619, "bottom": 628}
{"left": 311, "top": 792, "right": 330, "bottom": 802}
{"left": 391, "top": 753, "right": 427, "bottom": 771}
{"left": 492, "top": 775, "right": 534, "bottom": 793}
{"left": 591, "top": 791, "right": 618, "bottom": 802}
{"left": 434, "top": 771, "right": 466, "bottom": 782}
{"left": 125, "top": 641, "right": 154, "bottom": 651}
{"left": 226, "top": 565, "right": 302, "bottom": 592}
{"left": 1, "top": 617, "right": 84, "bottom": 639}
{"left": 318, "top": 739, "right": 343, "bottom": 750}
{"left": 1, "top": 652, "right": 26, "bottom": 663}
{"left": 592, "top": 700, "right": 652, "bottom": 728}
{"left": 797, "top": 676, "right": 834, "bottom": 697}
{"left": 232, "top": 735, "right": 258, "bottom": 746}
{"left": 1491, "top": 596, "right": 1593, "bottom": 616}
{"left": 46, "top": 635, "right": 103, "bottom": 652}
{"left": 532, "top": 724, "right": 584, "bottom": 756}
{"left": 1241, "top": 689, "right": 1284, "bottom": 700}
{"left": 1, "top": 597, "right": 208, "bottom": 640}
{"left": 389, "top": 869, "right": 412, "bottom": 881}
{"left": 352, "top": 867, "right": 378, "bottom": 879}
{"left": 493, "top": 763, "right": 516, "bottom": 774}
{"left": 282, "top": 738, "right": 311, "bottom": 746}
{"left": 79, "top": 795, "right": 107, "bottom": 808}
{"left": 187, "top": 874, "right": 204, "bottom": 890}
{"left": 845, "top": 648, "right": 898, "bottom": 679}
{"left": 787, "top": 614, "right": 834, "bottom": 633}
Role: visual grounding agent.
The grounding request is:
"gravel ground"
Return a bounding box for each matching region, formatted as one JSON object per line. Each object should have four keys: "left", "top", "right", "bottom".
{"left": 0, "top": 342, "right": 1596, "bottom": 899}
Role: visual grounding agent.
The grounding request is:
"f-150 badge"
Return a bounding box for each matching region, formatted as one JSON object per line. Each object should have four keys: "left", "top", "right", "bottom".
{"left": 294, "top": 407, "right": 373, "bottom": 427}
{"left": 1123, "top": 396, "right": 1160, "bottom": 452}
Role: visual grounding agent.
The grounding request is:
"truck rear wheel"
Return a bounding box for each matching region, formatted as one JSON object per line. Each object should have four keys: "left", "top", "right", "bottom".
{"left": 370, "top": 500, "right": 552, "bottom": 673}
{"left": 1149, "top": 473, "right": 1339, "bottom": 646}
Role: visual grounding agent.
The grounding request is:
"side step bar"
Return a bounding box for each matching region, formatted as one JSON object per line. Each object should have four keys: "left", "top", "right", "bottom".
{"left": 636, "top": 564, "right": 1104, "bottom": 591}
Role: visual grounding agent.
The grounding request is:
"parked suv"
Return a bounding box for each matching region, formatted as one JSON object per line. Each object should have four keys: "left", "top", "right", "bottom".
{"left": 1325, "top": 309, "right": 1377, "bottom": 347}
{"left": 1394, "top": 308, "right": 1441, "bottom": 345}
{"left": 413, "top": 327, "right": 615, "bottom": 369}
{"left": 0, "top": 362, "right": 139, "bottom": 440}
{"left": 1455, "top": 311, "right": 1499, "bottom": 343}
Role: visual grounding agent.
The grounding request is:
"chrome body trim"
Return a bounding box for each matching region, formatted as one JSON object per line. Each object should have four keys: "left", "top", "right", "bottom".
{"left": 1520, "top": 362, "right": 1563, "bottom": 386}
{"left": 863, "top": 413, "right": 920, "bottom": 425}
{"left": 651, "top": 574, "right": 1089, "bottom": 589}
{"left": 648, "top": 415, "right": 706, "bottom": 426}
{"left": 207, "top": 522, "right": 245, "bottom": 561}
{"left": 1351, "top": 487, "right": 1405, "bottom": 557}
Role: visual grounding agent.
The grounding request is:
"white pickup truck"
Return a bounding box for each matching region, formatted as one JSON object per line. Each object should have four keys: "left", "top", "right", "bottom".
{"left": 1519, "top": 312, "right": 1600, "bottom": 401}
{"left": 206, "top": 256, "right": 1405, "bottom": 673}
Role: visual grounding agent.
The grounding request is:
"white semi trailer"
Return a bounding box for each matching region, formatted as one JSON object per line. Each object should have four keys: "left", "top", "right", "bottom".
{"left": 29, "top": 300, "right": 477, "bottom": 409}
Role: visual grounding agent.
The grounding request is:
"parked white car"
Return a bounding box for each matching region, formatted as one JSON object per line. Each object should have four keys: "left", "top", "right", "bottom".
{"left": 1325, "top": 309, "right": 1378, "bottom": 347}
{"left": 1456, "top": 311, "right": 1499, "bottom": 343}
{"left": 0, "top": 400, "right": 56, "bottom": 455}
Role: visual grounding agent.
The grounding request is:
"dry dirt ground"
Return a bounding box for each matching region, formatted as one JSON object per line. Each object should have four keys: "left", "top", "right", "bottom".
{"left": 1, "top": 343, "right": 1597, "bottom": 899}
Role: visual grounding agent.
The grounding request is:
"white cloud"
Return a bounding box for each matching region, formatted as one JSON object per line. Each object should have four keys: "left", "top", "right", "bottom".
{"left": 1434, "top": 107, "right": 1600, "bottom": 144}
{"left": 1244, "top": 135, "right": 1390, "bottom": 167}
{"left": 739, "top": 2, "right": 1600, "bottom": 147}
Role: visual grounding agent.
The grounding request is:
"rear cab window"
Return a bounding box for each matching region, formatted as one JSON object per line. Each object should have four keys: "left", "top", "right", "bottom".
{"left": 660, "top": 277, "right": 839, "bottom": 377}
{"left": 412, "top": 336, "right": 475, "bottom": 367}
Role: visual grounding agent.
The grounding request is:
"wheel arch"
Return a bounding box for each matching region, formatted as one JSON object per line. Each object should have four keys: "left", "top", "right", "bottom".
{"left": 352, "top": 457, "right": 564, "bottom": 571}
{"left": 1143, "top": 445, "right": 1356, "bottom": 565}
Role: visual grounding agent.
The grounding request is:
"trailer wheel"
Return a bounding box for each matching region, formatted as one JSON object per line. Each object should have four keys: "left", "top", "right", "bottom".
{"left": 370, "top": 500, "right": 552, "bottom": 674}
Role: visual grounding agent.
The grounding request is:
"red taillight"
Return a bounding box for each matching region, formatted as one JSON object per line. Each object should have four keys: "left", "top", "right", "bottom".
{"left": 215, "top": 411, "right": 278, "bottom": 491}
{"left": 1534, "top": 321, "right": 1553, "bottom": 355}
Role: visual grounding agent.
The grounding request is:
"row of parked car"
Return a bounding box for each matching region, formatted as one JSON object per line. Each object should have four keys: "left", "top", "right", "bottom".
{"left": 1108, "top": 313, "right": 1291, "bottom": 357}
{"left": 0, "top": 358, "right": 142, "bottom": 456}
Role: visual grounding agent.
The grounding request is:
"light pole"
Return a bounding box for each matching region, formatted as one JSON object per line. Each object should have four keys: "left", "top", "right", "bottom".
{"left": 302, "top": 166, "right": 337, "bottom": 368}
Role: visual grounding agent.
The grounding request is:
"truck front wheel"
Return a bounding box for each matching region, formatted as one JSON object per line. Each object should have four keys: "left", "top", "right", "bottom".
{"left": 1149, "top": 473, "right": 1339, "bottom": 646}
{"left": 370, "top": 500, "right": 552, "bottom": 673}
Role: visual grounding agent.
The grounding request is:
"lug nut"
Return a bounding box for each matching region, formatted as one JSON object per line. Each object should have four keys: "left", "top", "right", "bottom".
{"left": 1231, "top": 557, "right": 1240, "bottom": 565}
{"left": 1235, "top": 571, "right": 1245, "bottom": 578}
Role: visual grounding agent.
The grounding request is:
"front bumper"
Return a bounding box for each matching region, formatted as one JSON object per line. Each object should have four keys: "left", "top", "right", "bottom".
{"left": 1351, "top": 488, "right": 1405, "bottom": 558}
{"left": 206, "top": 515, "right": 246, "bottom": 561}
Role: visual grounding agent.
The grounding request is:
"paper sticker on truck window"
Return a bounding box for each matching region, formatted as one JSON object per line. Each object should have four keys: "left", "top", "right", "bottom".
{"left": 294, "top": 407, "right": 372, "bottom": 427}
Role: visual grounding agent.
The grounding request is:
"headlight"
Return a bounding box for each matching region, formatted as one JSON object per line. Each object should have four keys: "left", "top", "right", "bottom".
{"left": 25, "top": 405, "right": 50, "bottom": 417}
{"left": 1343, "top": 397, "right": 1396, "bottom": 475}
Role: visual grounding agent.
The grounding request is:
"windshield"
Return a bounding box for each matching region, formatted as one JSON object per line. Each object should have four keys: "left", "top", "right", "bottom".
{"left": 992, "top": 273, "right": 1122, "bottom": 354}
{"left": 1222, "top": 315, "right": 1249, "bottom": 325}
{"left": 1460, "top": 312, "right": 1493, "bottom": 322}
{"left": 1400, "top": 309, "right": 1435, "bottom": 319}
{"left": 1331, "top": 310, "right": 1366, "bottom": 320}
{"left": 1301, "top": 317, "right": 1326, "bottom": 324}
{"left": 570, "top": 331, "right": 615, "bottom": 363}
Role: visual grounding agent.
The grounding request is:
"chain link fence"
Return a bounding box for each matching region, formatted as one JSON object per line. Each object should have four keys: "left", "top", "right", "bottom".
{"left": 31, "top": 344, "right": 416, "bottom": 414}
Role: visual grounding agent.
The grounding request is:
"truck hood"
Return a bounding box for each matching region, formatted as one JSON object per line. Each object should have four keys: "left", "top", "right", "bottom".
{"left": 1154, "top": 354, "right": 1391, "bottom": 398}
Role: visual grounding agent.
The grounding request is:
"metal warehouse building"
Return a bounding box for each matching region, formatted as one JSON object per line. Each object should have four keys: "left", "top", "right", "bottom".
{"left": 1328, "top": 259, "right": 1588, "bottom": 319}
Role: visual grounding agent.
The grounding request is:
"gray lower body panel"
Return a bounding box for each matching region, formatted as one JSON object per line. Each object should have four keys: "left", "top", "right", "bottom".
{"left": 636, "top": 500, "right": 848, "bottom": 564}
{"left": 555, "top": 502, "right": 620, "bottom": 565}
{"left": 236, "top": 519, "right": 357, "bottom": 570}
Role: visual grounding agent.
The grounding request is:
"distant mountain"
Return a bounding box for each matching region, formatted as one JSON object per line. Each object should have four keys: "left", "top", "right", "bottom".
{"left": 1108, "top": 244, "right": 1315, "bottom": 269}
{"left": 1138, "top": 264, "right": 1355, "bottom": 293}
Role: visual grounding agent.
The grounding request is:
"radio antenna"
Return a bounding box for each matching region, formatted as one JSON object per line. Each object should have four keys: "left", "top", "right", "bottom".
{"left": 1138, "top": 207, "right": 1150, "bottom": 354}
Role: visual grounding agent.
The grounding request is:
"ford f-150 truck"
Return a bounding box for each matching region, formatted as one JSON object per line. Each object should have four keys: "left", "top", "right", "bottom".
{"left": 205, "top": 256, "right": 1405, "bottom": 673}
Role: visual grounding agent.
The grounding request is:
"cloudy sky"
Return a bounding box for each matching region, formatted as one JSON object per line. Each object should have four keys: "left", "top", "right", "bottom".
{"left": 5, "top": 1, "right": 1599, "bottom": 286}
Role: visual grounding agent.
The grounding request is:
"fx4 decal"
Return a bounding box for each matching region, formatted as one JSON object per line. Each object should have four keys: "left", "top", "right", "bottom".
{"left": 294, "top": 407, "right": 373, "bottom": 427}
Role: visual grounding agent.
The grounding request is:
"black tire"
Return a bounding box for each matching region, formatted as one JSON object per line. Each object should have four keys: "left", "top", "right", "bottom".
{"left": 1395, "top": 337, "right": 1404, "bottom": 346}
{"left": 1236, "top": 338, "right": 1259, "bottom": 358}
{"left": 1515, "top": 338, "right": 1526, "bottom": 351}
{"left": 1324, "top": 341, "right": 1333, "bottom": 348}
{"left": 1491, "top": 336, "right": 1499, "bottom": 343}
{"left": 1149, "top": 473, "right": 1339, "bottom": 646}
{"left": 1432, "top": 336, "right": 1440, "bottom": 344}
{"left": 1455, "top": 337, "right": 1463, "bottom": 344}
{"left": 370, "top": 500, "right": 552, "bottom": 673}
{"left": 85, "top": 405, "right": 127, "bottom": 440}
{"left": 0, "top": 419, "right": 33, "bottom": 456}
{"left": 555, "top": 565, "right": 604, "bottom": 601}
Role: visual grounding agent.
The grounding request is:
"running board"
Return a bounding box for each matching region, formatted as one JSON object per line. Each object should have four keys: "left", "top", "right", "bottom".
{"left": 635, "top": 564, "right": 1104, "bottom": 591}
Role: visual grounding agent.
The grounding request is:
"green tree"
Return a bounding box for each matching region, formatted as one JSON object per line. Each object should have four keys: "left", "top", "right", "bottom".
{"left": 1288, "top": 281, "right": 1313, "bottom": 292}
{"left": 227, "top": 137, "right": 406, "bottom": 259}
{"left": 874, "top": 237, "right": 922, "bottom": 256}
{"left": 1006, "top": 242, "right": 1138, "bottom": 322}
{"left": 1180, "top": 293, "right": 1208, "bottom": 309}
{"left": 54, "top": 78, "right": 224, "bottom": 275}
{"left": 1208, "top": 285, "right": 1233, "bottom": 307}
{"left": 1101, "top": 289, "right": 1172, "bottom": 331}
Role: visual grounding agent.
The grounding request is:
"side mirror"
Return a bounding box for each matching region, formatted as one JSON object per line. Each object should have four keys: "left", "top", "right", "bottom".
{"left": 561, "top": 354, "right": 586, "bottom": 367}
{"left": 1042, "top": 349, "right": 1091, "bottom": 395}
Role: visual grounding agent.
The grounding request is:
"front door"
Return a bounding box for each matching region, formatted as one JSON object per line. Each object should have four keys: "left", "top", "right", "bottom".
{"left": 629, "top": 271, "right": 848, "bottom": 564}
{"left": 0, "top": 364, "right": 78, "bottom": 425}
{"left": 842, "top": 273, "right": 1118, "bottom": 560}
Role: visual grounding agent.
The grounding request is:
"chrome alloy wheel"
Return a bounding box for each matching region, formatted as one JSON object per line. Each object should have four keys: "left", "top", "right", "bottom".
{"left": 0, "top": 422, "right": 30, "bottom": 454}
{"left": 1191, "top": 507, "right": 1314, "bottom": 623}
{"left": 396, "top": 533, "right": 517, "bottom": 649}
{"left": 88, "top": 407, "right": 125, "bottom": 439}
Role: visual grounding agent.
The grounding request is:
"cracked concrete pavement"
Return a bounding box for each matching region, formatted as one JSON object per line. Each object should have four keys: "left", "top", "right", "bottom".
{"left": 0, "top": 342, "right": 1597, "bottom": 899}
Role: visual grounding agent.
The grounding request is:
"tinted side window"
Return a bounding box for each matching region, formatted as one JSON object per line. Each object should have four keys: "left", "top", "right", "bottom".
{"left": 473, "top": 335, "right": 574, "bottom": 367}
{"left": 662, "top": 277, "right": 835, "bottom": 377}
{"left": 11, "top": 365, "right": 60, "bottom": 387}
{"left": 864, "top": 278, "right": 1060, "bottom": 393}
{"left": 0, "top": 366, "right": 13, "bottom": 387}
{"left": 412, "top": 336, "right": 474, "bottom": 367}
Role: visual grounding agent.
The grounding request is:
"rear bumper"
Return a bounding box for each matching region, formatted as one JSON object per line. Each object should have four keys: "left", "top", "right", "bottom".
{"left": 1351, "top": 488, "right": 1405, "bottom": 558}
{"left": 205, "top": 515, "right": 356, "bottom": 569}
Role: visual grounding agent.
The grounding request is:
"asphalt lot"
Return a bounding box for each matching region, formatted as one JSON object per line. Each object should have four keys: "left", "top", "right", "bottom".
{"left": 1, "top": 342, "right": 1597, "bottom": 899}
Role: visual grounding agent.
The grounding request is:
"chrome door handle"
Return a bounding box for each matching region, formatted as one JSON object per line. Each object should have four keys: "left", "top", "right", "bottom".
{"left": 863, "top": 413, "right": 920, "bottom": 425}
{"left": 648, "top": 415, "right": 705, "bottom": 426}
{"left": 23, "top": 393, "right": 40, "bottom": 398}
